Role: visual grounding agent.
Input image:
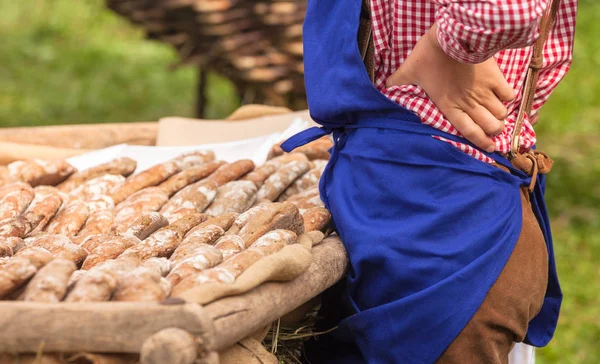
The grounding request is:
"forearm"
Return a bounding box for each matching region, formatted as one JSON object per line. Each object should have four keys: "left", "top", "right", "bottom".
{"left": 434, "top": 0, "right": 549, "bottom": 63}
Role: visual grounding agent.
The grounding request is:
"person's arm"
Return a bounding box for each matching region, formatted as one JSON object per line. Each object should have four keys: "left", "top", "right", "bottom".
{"left": 387, "top": 1, "right": 549, "bottom": 152}
{"left": 435, "top": 0, "right": 548, "bottom": 64}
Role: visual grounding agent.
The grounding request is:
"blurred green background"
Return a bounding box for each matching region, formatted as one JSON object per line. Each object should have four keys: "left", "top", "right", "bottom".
{"left": 0, "top": 0, "right": 598, "bottom": 362}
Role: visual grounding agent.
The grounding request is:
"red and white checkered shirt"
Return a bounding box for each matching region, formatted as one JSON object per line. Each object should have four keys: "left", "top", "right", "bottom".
{"left": 369, "top": 0, "right": 577, "bottom": 163}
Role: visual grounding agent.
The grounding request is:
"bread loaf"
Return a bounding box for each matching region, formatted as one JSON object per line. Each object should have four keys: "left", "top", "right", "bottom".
{"left": 65, "top": 257, "right": 141, "bottom": 302}
{"left": 204, "top": 181, "right": 258, "bottom": 217}
{"left": 73, "top": 209, "right": 114, "bottom": 244}
{"left": 7, "top": 159, "right": 76, "bottom": 187}
{"left": 112, "top": 266, "right": 170, "bottom": 302}
{"left": 184, "top": 212, "right": 238, "bottom": 239}
{"left": 110, "top": 161, "right": 180, "bottom": 205}
{"left": 22, "top": 234, "right": 87, "bottom": 266}
{"left": 213, "top": 234, "right": 246, "bottom": 259}
{"left": 160, "top": 180, "right": 218, "bottom": 223}
{"left": 206, "top": 160, "right": 255, "bottom": 186}
{"left": 22, "top": 258, "right": 76, "bottom": 302}
{"left": 142, "top": 257, "right": 172, "bottom": 277}
{"left": 278, "top": 160, "right": 327, "bottom": 201}
{"left": 80, "top": 234, "right": 112, "bottom": 252}
{"left": 166, "top": 245, "right": 223, "bottom": 286}
{"left": 0, "top": 182, "right": 34, "bottom": 222}
{"left": 24, "top": 190, "right": 63, "bottom": 234}
{"left": 119, "top": 212, "right": 169, "bottom": 239}
{"left": 58, "top": 157, "right": 137, "bottom": 192}
{"left": 243, "top": 154, "right": 309, "bottom": 188}
{"left": 0, "top": 216, "right": 32, "bottom": 239}
{"left": 171, "top": 225, "right": 225, "bottom": 264}
{"left": 256, "top": 160, "right": 311, "bottom": 201}
{"left": 0, "top": 237, "right": 25, "bottom": 257}
{"left": 302, "top": 207, "right": 331, "bottom": 232}
{"left": 158, "top": 160, "right": 225, "bottom": 197}
{"left": 86, "top": 195, "right": 115, "bottom": 212}
{"left": 0, "top": 247, "right": 54, "bottom": 298}
{"left": 172, "top": 230, "right": 297, "bottom": 294}
{"left": 66, "top": 269, "right": 86, "bottom": 292}
{"left": 119, "top": 213, "right": 206, "bottom": 261}
{"left": 171, "top": 150, "right": 216, "bottom": 170}
{"left": 113, "top": 187, "right": 169, "bottom": 231}
{"left": 81, "top": 234, "right": 142, "bottom": 270}
{"left": 44, "top": 200, "right": 90, "bottom": 237}
{"left": 286, "top": 187, "right": 324, "bottom": 213}
{"left": 69, "top": 174, "right": 125, "bottom": 200}
{"left": 227, "top": 202, "right": 304, "bottom": 247}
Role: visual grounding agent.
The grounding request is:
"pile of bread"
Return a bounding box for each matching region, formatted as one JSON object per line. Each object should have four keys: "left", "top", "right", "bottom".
{"left": 0, "top": 137, "right": 333, "bottom": 304}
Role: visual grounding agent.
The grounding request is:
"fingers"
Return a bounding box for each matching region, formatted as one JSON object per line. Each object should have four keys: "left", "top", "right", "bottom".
{"left": 444, "top": 108, "right": 496, "bottom": 153}
{"left": 487, "top": 60, "right": 516, "bottom": 103}
{"left": 480, "top": 95, "right": 509, "bottom": 120}
{"left": 466, "top": 105, "right": 505, "bottom": 137}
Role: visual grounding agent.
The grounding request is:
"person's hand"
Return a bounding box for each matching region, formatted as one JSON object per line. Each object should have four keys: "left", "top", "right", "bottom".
{"left": 386, "top": 25, "right": 516, "bottom": 153}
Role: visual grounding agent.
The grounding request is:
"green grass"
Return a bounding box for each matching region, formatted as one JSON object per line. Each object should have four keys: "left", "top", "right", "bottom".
{"left": 1, "top": 0, "right": 598, "bottom": 363}
{"left": 0, "top": 0, "right": 238, "bottom": 127}
{"left": 535, "top": 2, "right": 600, "bottom": 362}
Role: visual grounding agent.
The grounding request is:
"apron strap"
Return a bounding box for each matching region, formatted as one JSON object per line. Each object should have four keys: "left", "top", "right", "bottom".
{"left": 510, "top": 0, "right": 562, "bottom": 158}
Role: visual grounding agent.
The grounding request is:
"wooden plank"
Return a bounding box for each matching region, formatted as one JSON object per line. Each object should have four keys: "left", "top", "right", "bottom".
{"left": 0, "top": 122, "right": 158, "bottom": 150}
{"left": 0, "top": 302, "right": 214, "bottom": 353}
{"left": 204, "top": 236, "right": 348, "bottom": 350}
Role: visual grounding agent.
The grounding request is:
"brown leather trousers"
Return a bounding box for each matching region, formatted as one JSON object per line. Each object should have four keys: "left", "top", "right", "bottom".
{"left": 436, "top": 155, "right": 551, "bottom": 364}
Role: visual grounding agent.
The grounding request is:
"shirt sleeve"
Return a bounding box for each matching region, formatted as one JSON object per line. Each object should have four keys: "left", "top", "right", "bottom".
{"left": 433, "top": 0, "right": 549, "bottom": 64}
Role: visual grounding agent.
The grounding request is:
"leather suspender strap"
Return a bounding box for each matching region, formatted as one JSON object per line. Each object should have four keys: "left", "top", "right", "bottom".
{"left": 509, "top": 0, "right": 562, "bottom": 158}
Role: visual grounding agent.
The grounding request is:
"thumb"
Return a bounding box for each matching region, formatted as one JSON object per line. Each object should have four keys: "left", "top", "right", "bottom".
{"left": 386, "top": 64, "right": 412, "bottom": 88}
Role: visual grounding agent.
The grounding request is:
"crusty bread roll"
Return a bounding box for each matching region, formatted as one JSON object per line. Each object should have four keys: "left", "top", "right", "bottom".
{"left": 0, "top": 182, "right": 34, "bottom": 222}
{"left": 302, "top": 207, "right": 331, "bottom": 232}
{"left": 65, "top": 257, "right": 141, "bottom": 302}
{"left": 242, "top": 154, "right": 310, "bottom": 188}
{"left": 206, "top": 160, "right": 255, "bottom": 186}
{"left": 68, "top": 174, "right": 125, "bottom": 200}
{"left": 158, "top": 160, "right": 225, "bottom": 197}
{"left": 0, "top": 247, "right": 54, "bottom": 298}
{"left": 119, "top": 213, "right": 206, "bottom": 261}
{"left": 227, "top": 202, "right": 304, "bottom": 248}
{"left": 184, "top": 212, "right": 238, "bottom": 239}
{"left": 22, "top": 234, "right": 87, "bottom": 266}
{"left": 119, "top": 212, "right": 169, "bottom": 239}
{"left": 7, "top": 159, "right": 76, "bottom": 187}
{"left": 160, "top": 180, "right": 218, "bottom": 223}
{"left": 44, "top": 200, "right": 90, "bottom": 237}
{"left": 57, "top": 157, "right": 136, "bottom": 192}
{"left": 110, "top": 161, "right": 180, "bottom": 205}
{"left": 278, "top": 160, "right": 327, "bottom": 201}
{"left": 256, "top": 160, "right": 311, "bottom": 201}
{"left": 0, "top": 237, "right": 25, "bottom": 257}
{"left": 170, "top": 150, "right": 216, "bottom": 170}
{"left": 112, "top": 266, "right": 170, "bottom": 302}
{"left": 22, "top": 258, "right": 76, "bottom": 302}
{"left": 171, "top": 225, "right": 225, "bottom": 264}
{"left": 24, "top": 190, "right": 63, "bottom": 235}
{"left": 204, "top": 181, "right": 257, "bottom": 217}
{"left": 81, "top": 234, "right": 142, "bottom": 270}
{"left": 113, "top": 187, "right": 169, "bottom": 231}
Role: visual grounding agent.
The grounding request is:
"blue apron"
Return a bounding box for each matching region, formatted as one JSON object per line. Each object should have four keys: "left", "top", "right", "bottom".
{"left": 282, "top": 1, "right": 562, "bottom": 363}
